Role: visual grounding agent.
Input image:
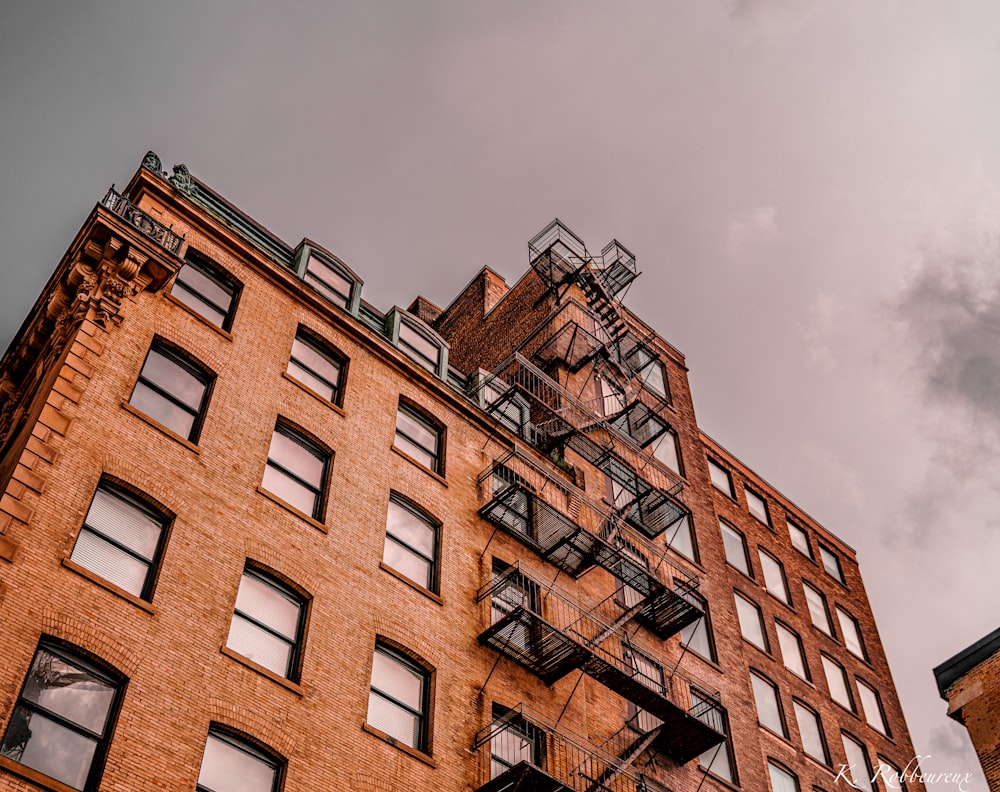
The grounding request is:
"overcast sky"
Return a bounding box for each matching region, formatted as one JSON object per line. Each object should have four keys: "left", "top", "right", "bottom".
{"left": 1, "top": 1, "right": 997, "bottom": 788}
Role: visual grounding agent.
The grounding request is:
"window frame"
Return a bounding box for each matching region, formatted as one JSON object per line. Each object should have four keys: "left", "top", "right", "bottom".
{"left": 787, "top": 520, "right": 813, "bottom": 558}
{"left": 836, "top": 607, "right": 867, "bottom": 660}
{"left": 803, "top": 581, "right": 834, "bottom": 636}
{"left": 296, "top": 245, "right": 360, "bottom": 312}
{"left": 759, "top": 548, "right": 790, "bottom": 605}
{"left": 840, "top": 732, "right": 875, "bottom": 792}
{"left": 680, "top": 591, "right": 716, "bottom": 662}
{"left": 196, "top": 726, "right": 284, "bottom": 792}
{"left": 0, "top": 640, "right": 126, "bottom": 792}
{"left": 225, "top": 566, "right": 308, "bottom": 682}
{"left": 286, "top": 329, "right": 346, "bottom": 407}
{"left": 768, "top": 759, "right": 801, "bottom": 792}
{"left": 489, "top": 704, "right": 544, "bottom": 779}
{"left": 382, "top": 494, "right": 440, "bottom": 594}
{"left": 734, "top": 591, "right": 769, "bottom": 652}
{"left": 393, "top": 312, "right": 448, "bottom": 377}
{"left": 170, "top": 252, "right": 240, "bottom": 331}
{"left": 69, "top": 479, "right": 171, "bottom": 601}
{"left": 651, "top": 427, "right": 683, "bottom": 476}
{"left": 821, "top": 654, "right": 854, "bottom": 712}
{"left": 856, "top": 679, "right": 889, "bottom": 736}
{"left": 694, "top": 689, "right": 737, "bottom": 784}
{"left": 720, "top": 521, "right": 753, "bottom": 577}
{"left": 750, "top": 671, "right": 787, "bottom": 737}
{"left": 261, "top": 421, "right": 331, "bottom": 520}
{"left": 394, "top": 401, "right": 444, "bottom": 475}
{"left": 664, "top": 513, "right": 698, "bottom": 562}
{"left": 367, "top": 642, "right": 432, "bottom": 754}
{"left": 707, "top": 457, "right": 734, "bottom": 498}
{"left": 775, "top": 620, "right": 810, "bottom": 681}
{"left": 819, "top": 545, "right": 845, "bottom": 584}
{"left": 129, "top": 339, "right": 213, "bottom": 442}
{"left": 638, "top": 358, "right": 669, "bottom": 400}
{"left": 793, "top": 700, "right": 830, "bottom": 766}
{"left": 745, "top": 487, "right": 771, "bottom": 526}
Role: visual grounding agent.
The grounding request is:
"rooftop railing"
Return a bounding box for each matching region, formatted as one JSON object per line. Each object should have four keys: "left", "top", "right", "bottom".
{"left": 101, "top": 187, "right": 183, "bottom": 255}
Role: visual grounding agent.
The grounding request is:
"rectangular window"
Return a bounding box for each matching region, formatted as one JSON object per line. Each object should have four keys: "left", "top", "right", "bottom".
{"left": 129, "top": 341, "right": 211, "bottom": 441}
{"left": 665, "top": 514, "right": 697, "bottom": 561}
{"left": 721, "top": 521, "right": 752, "bottom": 576}
{"left": 876, "top": 758, "right": 907, "bottom": 791}
{"left": 803, "top": 582, "right": 833, "bottom": 636}
{"left": 768, "top": 761, "right": 800, "bottom": 792}
{"left": 793, "top": 701, "right": 829, "bottom": 765}
{"left": 651, "top": 428, "right": 682, "bottom": 475}
{"left": 261, "top": 423, "right": 329, "bottom": 519}
{"left": 171, "top": 255, "right": 238, "bottom": 330}
{"left": 841, "top": 734, "right": 875, "bottom": 792}
{"left": 625, "top": 648, "right": 664, "bottom": 732}
{"left": 745, "top": 487, "right": 770, "bottom": 525}
{"left": 491, "top": 561, "right": 539, "bottom": 654}
{"left": 708, "top": 458, "right": 734, "bottom": 497}
{"left": 367, "top": 644, "right": 430, "bottom": 751}
{"left": 822, "top": 655, "right": 854, "bottom": 711}
{"left": 735, "top": 592, "right": 768, "bottom": 651}
{"left": 398, "top": 320, "right": 442, "bottom": 375}
{"left": 226, "top": 567, "right": 306, "bottom": 680}
{"left": 395, "top": 403, "right": 443, "bottom": 474}
{"left": 750, "top": 672, "right": 786, "bottom": 736}
{"left": 836, "top": 608, "right": 866, "bottom": 660}
{"left": 775, "top": 621, "right": 809, "bottom": 679}
{"left": 490, "top": 706, "right": 543, "bottom": 779}
{"left": 695, "top": 690, "right": 735, "bottom": 783}
{"left": 287, "top": 332, "right": 344, "bottom": 405}
{"left": 0, "top": 642, "right": 124, "bottom": 791}
{"left": 197, "top": 728, "right": 282, "bottom": 792}
{"left": 304, "top": 252, "right": 352, "bottom": 309}
{"left": 819, "top": 545, "right": 844, "bottom": 584}
{"left": 383, "top": 496, "right": 438, "bottom": 593}
{"left": 639, "top": 359, "right": 668, "bottom": 399}
{"left": 680, "top": 594, "right": 715, "bottom": 662}
{"left": 759, "top": 549, "right": 790, "bottom": 604}
{"left": 857, "top": 680, "right": 888, "bottom": 735}
{"left": 70, "top": 482, "right": 168, "bottom": 599}
{"left": 788, "top": 521, "right": 812, "bottom": 558}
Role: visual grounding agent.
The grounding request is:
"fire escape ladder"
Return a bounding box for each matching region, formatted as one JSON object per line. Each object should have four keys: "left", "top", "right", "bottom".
{"left": 582, "top": 722, "right": 664, "bottom": 792}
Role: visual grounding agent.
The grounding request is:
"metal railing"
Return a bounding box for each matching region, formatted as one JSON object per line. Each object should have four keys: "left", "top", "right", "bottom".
{"left": 101, "top": 187, "right": 184, "bottom": 255}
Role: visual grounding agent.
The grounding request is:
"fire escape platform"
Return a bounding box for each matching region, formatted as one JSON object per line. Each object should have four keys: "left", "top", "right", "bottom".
{"left": 479, "top": 607, "right": 590, "bottom": 685}
{"left": 649, "top": 709, "right": 727, "bottom": 764}
{"left": 636, "top": 586, "right": 704, "bottom": 640}
{"left": 476, "top": 761, "right": 573, "bottom": 792}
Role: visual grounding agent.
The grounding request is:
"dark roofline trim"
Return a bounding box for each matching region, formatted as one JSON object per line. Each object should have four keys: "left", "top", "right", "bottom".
{"left": 934, "top": 625, "right": 1000, "bottom": 697}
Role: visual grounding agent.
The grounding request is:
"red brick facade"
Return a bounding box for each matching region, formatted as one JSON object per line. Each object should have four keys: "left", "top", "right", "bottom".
{"left": 0, "top": 156, "right": 924, "bottom": 791}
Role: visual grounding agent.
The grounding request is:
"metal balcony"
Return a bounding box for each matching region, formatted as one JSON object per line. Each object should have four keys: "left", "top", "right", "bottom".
{"left": 101, "top": 187, "right": 184, "bottom": 255}
{"left": 477, "top": 354, "right": 688, "bottom": 539}
{"left": 478, "top": 450, "right": 702, "bottom": 640}
{"left": 596, "top": 240, "right": 638, "bottom": 299}
{"left": 475, "top": 705, "right": 673, "bottom": 792}
{"left": 477, "top": 565, "right": 724, "bottom": 755}
{"left": 529, "top": 219, "right": 591, "bottom": 290}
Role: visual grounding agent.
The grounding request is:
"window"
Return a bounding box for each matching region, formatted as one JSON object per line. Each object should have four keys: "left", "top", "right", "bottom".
{"left": 226, "top": 567, "right": 306, "bottom": 680}
{"left": 491, "top": 560, "right": 539, "bottom": 653}
{"left": 721, "top": 521, "right": 752, "bottom": 576}
{"left": 69, "top": 481, "right": 168, "bottom": 599}
{"left": 775, "top": 622, "right": 809, "bottom": 680}
{"left": 768, "top": 761, "right": 800, "bottom": 792}
{"left": 304, "top": 251, "right": 353, "bottom": 309}
{"left": 822, "top": 655, "right": 854, "bottom": 711}
{"left": 490, "top": 705, "right": 543, "bottom": 779}
{"left": 735, "top": 592, "right": 768, "bottom": 651}
{"left": 680, "top": 593, "right": 715, "bottom": 662}
{"left": 394, "top": 402, "right": 443, "bottom": 474}
{"left": 876, "top": 758, "right": 906, "bottom": 791}
{"left": 383, "top": 496, "right": 438, "bottom": 592}
{"left": 759, "top": 549, "right": 790, "bottom": 604}
{"left": 651, "top": 428, "right": 682, "bottom": 475}
{"left": 0, "top": 642, "right": 124, "bottom": 791}
{"left": 837, "top": 608, "right": 866, "bottom": 659}
{"left": 857, "top": 680, "right": 888, "bottom": 735}
{"left": 197, "top": 728, "right": 282, "bottom": 792}
{"left": 614, "top": 538, "right": 650, "bottom": 610}
{"left": 398, "top": 318, "right": 444, "bottom": 375}
{"left": 625, "top": 648, "right": 664, "bottom": 732}
{"left": 788, "top": 521, "right": 812, "bottom": 558}
{"left": 171, "top": 254, "right": 238, "bottom": 330}
{"left": 707, "top": 458, "right": 734, "bottom": 497}
{"left": 750, "top": 672, "right": 786, "bottom": 736}
{"left": 745, "top": 487, "right": 770, "bottom": 525}
{"left": 367, "top": 643, "right": 430, "bottom": 752}
{"left": 803, "top": 582, "right": 833, "bottom": 636}
{"left": 638, "top": 359, "right": 668, "bottom": 399}
{"left": 261, "top": 423, "right": 329, "bottom": 519}
{"left": 819, "top": 545, "right": 844, "bottom": 584}
{"left": 793, "top": 701, "right": 829, "bottom": 765}
{"left": 841, "top": 733, "right": 875, "bottom": 792}
{"left": 695, "top": 690, "right": 735, "bottom": 783}
{"left": 664, "top": 514, "right": 697, "bottom": 561}
{"left": 287, "top": 331, "right": 344, "bottom": 405}
{"left": 129, "top": 341, "right": 211, "bottom": 441}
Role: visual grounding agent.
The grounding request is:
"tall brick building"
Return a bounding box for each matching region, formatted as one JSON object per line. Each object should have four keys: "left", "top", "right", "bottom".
{"left": 0, "top": 153, "right": 923, "bottom": 792}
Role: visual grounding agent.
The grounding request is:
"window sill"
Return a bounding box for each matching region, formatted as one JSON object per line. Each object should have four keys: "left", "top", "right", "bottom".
{"left": 390, "top": 445, "right": 447, "bottom": 487}
{"left": 757, "top": 724, "right": 795, "bottom": 750}
{"left": 678, "top": 647, "right": 724, "bottom": 675}
{"left": 121, "top": 401, "right": 201, "bottom": 453}
{"left": 697, "top": 766, "right": 742, "bottom": 791}
{"left": 362, "top": 722, "right": 435, "bottom": 767}
{"left": 256, "top": 486, "right": 328, "bottom": 534}
{"left": 282, "top": 371, "right": 346, "bottom": 416}
{"left": 164, "top": 292, "right": 235, "bottom": 340}
{"left": 61, "top": 557, "right": 156, "bottom": 615}
{"left": 220, "top": 645, "right": 304, "bottom": 696}
{"left": 379, "top": 562, "right": 443, "bottom": 605}
{"left": 739, "top": 636, "right": 771, "bottom": 659}
{"left": 0, "top": 756, "right": 82, "bottom": 792}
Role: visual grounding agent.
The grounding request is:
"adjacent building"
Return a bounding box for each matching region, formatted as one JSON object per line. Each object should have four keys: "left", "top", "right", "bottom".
{"left": 0, "top": 153, "right": 924, "bottom": 792}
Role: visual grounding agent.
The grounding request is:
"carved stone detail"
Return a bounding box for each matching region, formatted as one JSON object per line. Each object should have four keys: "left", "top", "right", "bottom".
{"left": 169, "top": 164, "right": 194, "bottom": 196}
{"left": 141, "top": 151, "right": 162, "bottom": 174}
